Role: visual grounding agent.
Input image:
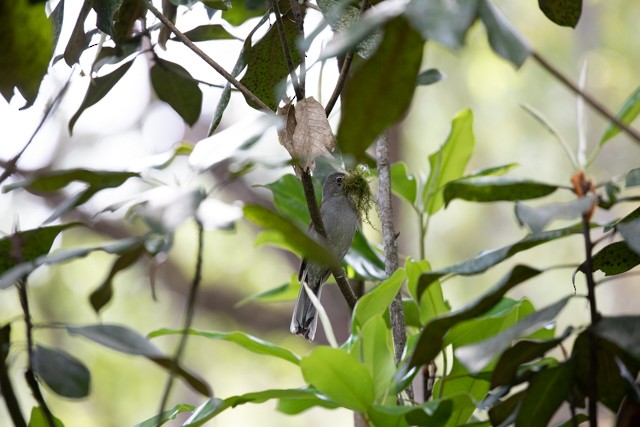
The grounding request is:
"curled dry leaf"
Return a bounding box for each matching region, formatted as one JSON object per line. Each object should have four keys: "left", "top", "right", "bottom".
{"left": 277, "top": 97, "right": 336, "bottom": 176}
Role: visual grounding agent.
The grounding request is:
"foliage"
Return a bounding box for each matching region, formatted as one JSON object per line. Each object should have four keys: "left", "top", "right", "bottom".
{"left": 1, "top": 1, "right": 639, "bottom": 427}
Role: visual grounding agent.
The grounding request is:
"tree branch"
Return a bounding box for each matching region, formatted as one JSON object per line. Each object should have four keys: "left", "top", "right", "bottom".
{"left": 270, "top": 0, "right": 304, "bottom": 101}
{"left": 325, "top": 50, "right": 354, "bottom": 117}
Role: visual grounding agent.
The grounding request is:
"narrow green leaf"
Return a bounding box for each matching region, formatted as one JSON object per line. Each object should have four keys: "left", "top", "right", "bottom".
{"left": 478, "top": 0, "right": 530, "bottom": 68}
{"left": 404, "top": 0, "right": 479, "bottom": 49}
{"left": 27, "top": 407, "right": 65, "bottom": 427}
{"left": 390, "top": 162, "right": 417, "bottom": 205}
{"left": 33, "top": 345, "right": 91, "bottom": 399}
{"left": 584, "top": 241, "right": 640, "bottom": 276}
{"left": 344, "top": 230, "right": 386, "bottom": 281}
{"left": 151, "top": 59, "right": 202, "bottom": 126}
{"left": 133, "top": 404, "right": 195, "bottom": 427}
{"left": 423, "top": 109, "right": 475, "bottom": 214}
{"left": 515, "top": 195, "right": 597, "bottom": 233}
{"left": 236, "top": 276, "right": 300, "bottom": 306}
{"left": 243, "top": 204, "right": 336, "bottom": 267}
{"left": 300, "top": 347, "right": 374, "bottom": 412}
{"left": 538, "top": 0, "right": 582, "bottom": 28}
{"left": 64, "top": 0, "right": 92, "bottom": 66}
{"left": 416, "top": 68, "right": 445, "bottom": 86}
{"left": 148, "top": 328, "right": 301, "bottom": 365}
{"left": 337, "top": 17, "right": 424, "bottom": 162}
{"left": 69, "top": 60, "right": 134, "bottom": 134}
{"left": 67, "top": 324, "right": 211, "bottom": 396}
{"left": 354, "top": 268, "right": 406, "bottom": 327}
{"left": 444, "top": 176, "right": 558, "bottom": 206}
{"left": 600, "top": 86, "right": 640, "bottom": 145}
{"left": 173, "top": 24, "right": 240, "bottom": 42}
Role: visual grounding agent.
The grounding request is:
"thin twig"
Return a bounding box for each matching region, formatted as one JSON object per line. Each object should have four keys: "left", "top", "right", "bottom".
{"left": 157, "top": 220, "right": 205, "bottom": 418}
{"left": 143, "top": 0, "right": 272, "bottom": 112}
{"left": 532, "top": 51, "right": 640, "bottom": 144}
{"left": 269, "top": 0, "right": 304, "bottom": 101}
{"left": 0, "top": 324, "right": 27, "bottom": 427}
{"left": 325, "top": 50, "right": 354, "bottom": 117}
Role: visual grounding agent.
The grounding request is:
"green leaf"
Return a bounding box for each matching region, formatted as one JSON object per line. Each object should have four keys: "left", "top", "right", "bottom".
{"left": 593, "top": 316, "right": 640, "bottom": 365}
{"left": 239, "top": 11, "right": 300, "bottom": 111}
{"left": 455, "top": 297, "right": 571, "bottom": 373}
{"left": 555, "top": 414, "right": 590, "bottom": 427}
{"left": 0, "top": 0, "right": 54, "bottom": 107}
{"left": 262, "top": 174, "right": 319, "bottom": 225}
{"left": 336, "top": 17, "right": 424, "bottom": 162}
{"left": 360, "top": 316, "right": 396, "bottom": 402}
{"left": 390, "top": 162, "right": 417, "bottom": 205}
{"left": 243, "top": 204, "right": 336, "bottom": 266}
{"left": 478, "top": 0, "right": 530, "bottom": 68}
{"left": 618, "top": 219, "right": 640, "bottom": 255}
{"left": 416, "top": 68, "right": 445, "bottom": 86}
{"left": 151, "top": 59, "right": 202, "bottom": 126}
{"left": 515, "top": 362, "right": 574, "bottom": 427}
{"left": 202, "top": 0, "right": 231, "bottom": 11}
{"left": 33, "top": 345, "right": 91, "bottom": 399}
{"left": 66, "top": 324, "right": 211, "bottom": 396}
{"left": 584, "top": 241, "right": 640, "bottom": 276}
{"left": 625, "top": 167, "right": 640, "bottom": 187}
{"left": 236, "top": 276, "right": 300, "bottom": 306}
{"left": 443, "top": 176, "right": 558, "bottom": 206}
{"left": 173, "top": 24, "right": 239, "bottom": 42}
{"left": 423, "top": 109, "right": 475, "bottom": 214}
{"left": 220, "top": 0, "right": 266, "bottom": 26}
{"left": 368, "top": 399, "right": 453, "bottom": 427}
{"left": 404, "top": 0, "right": 479, "bottom": 49}
{"left": 27, "top": 407, "right": 65, "bottom": 427}
{"left": 148, "top": 328, "right": 301, "bottom": 365}
{"left": 93, "top": 0, "right": 125, "bottom": 36}
{"left": 488, "top": 390, "right": 523, "bottom": 426}
{"left": 354, "top": 268, "right": 406, "bottom": 328}
{"left": 538, "top": 0, "right": 582, "bottom": 28}
{"left": 133, "top": 404, "right": 196, "bottom": 427}
{"left": 515, "top": 195, "right": 597, "bottom": 233}
{"left": 344, "top": 230, "right": 386, "bottom": 281}
{"left": 406, "top": 258, "right": 449, "bottom": 325}
{"left": 404, "top": 265, "right": 541, "bottom": 376}
{"left": 69, "top": 60, "right": 134, "bottom": 134}
{"left": 300, "top": 347, "right": 374, "bottom": 412}
{"left": 600, "top": 86, "right": 640, "bottom": 145}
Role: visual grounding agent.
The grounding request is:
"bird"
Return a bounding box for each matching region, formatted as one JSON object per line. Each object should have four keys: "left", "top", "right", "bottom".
{"left": 290, "top": 171, "right": 359, "bottom": 341}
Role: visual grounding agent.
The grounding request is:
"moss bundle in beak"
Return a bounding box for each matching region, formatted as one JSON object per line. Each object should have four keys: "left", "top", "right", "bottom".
{"left": 342, "top": 166, "right": 374, "bottom": 224}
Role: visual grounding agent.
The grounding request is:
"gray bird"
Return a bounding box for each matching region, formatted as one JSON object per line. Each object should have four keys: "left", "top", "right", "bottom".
{"left": 290, "top": 171, "right": 359, "bottom": 341}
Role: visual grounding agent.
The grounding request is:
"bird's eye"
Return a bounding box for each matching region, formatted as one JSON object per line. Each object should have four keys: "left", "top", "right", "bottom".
{"left": 336, "top": 176, "right": 343, "bottom": 185}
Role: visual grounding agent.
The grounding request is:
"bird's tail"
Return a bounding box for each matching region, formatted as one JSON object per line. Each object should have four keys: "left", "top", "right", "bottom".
{"left": 290, "top": 282, "right": 322, "bottom": 341}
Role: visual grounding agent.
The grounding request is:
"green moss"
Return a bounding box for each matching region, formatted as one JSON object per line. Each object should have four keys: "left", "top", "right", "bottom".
{"left": 342, "top": 166, "right": 375, "bottom": 226}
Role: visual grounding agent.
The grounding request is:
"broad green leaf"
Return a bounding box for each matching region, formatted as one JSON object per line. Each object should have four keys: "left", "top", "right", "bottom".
{"left": 488, "top": 389, "right": 523, "bottom": 426}
{"left": 404, "top": 0, "right": 479, "bottom": 49}
{"left": 69, "top": 60, "right": 134, "bottom": 134}
{"left": 93, "top": 0, "right": 125, "bottom": 36}
{"left": 67, "top": 324, "right": 211, "bottom": 396}
{"left": 600, "top": 86, "right": 640, "bottom": 145}
{"left": 300, "top": 347, "right": 374, "bottom": 412}
{"left": 354, "top": 268, "right": 406, "bottom": 327}
{"left": 239, "top": 11, "right": 300, "bottom": 111}
{"left": 173, "top": 24, "right": 239, "bottom": 42}
{"left": 390, "top": 162, "right": 417, "bottom": 205}
{"left": 515, "top": 362, "right": 574, "bottom": 427}
{"left": 403, "top": 265, "right": 541, "bottom": 375}
{"left": 33, "top": 345, "right": 91, "bottom": 398}
{"left": 423, "top": 109, "right": 475, "bottom": 214}
{"left": 243, "top": 204, "right": 336, "bottom": 266}
{"left": 478, "top": 0, "right": 530, "bottom": 68}
{"left": 443, "top": 176, "right": 558, "bottom": 206}
{"left": 368, "top": 399, "right": 452, "bottom": 427}
{"left": 515, "top": 195, "right": 597, "bottom": 233}
{"left": 360, "top": 316, "right": 396, "bottom": 402}
{"left": 416, "top": 68, "right": 445, "bottom": 86}
{"left": 0, "top": 0, "right": 53, "bottom": 107}
{"left": 538, "top": 0, "right": 582, "bottom": 28}
{"left": 434, "top": 362, "right": 486, "bottom": 426}
{"left": 220, "top": 0, "right": 266, "bottom": 26}
{"left": 585, "top": 241, "right": 640, "bottom": 276}
{"left": 133, "top": 404, "right": 196, "bottom": 427}
{"left": 151, "top": 59, "right": 202, "bottom": 126}
{"left": 455, "top": 296, "right": 571, "bottom": 373}
{"left": 27, "top": 407, "right": 65, "bottom": 427}
{"left": 148, "top": 328, "right": 301, "bottom": 365}
{"left": 417, "top": 223, "right": 583, "bottom": 298}
{"left": 406, "top": 258, "right": 449, "bottom": 325}
{"left": 344, "top": 230, "right": 386, "bottom": 281}
{"left": 618, "top": 219, "right": 640, "bottom": 255}
{"left": 336, "top": 17, "right": 424, "bottom": 162}
{"left": 262, "top": 173, "right": 319, "bottom": 225}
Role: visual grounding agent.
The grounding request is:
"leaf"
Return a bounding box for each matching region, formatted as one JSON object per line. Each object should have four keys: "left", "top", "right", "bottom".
{"left": 416, "top": 68, "right": 446, "bottom": 86}
{"left": 239, "top": 11, "right": 300, "bottom": 110}
{"left": 423, "top": 109, "right": 475, "bottom": 214}
{"left": 368, "top": 399, "right": 453, "bottom": 427}
{"left": 0, "top": 0, "right": 53, "bottom": 107}
{"left": 455, "top": 297, "right": 571, "bottom": 373}
{"left": 69, "top": 60, "right": 134, "bottom": 134}
{"left": 360, "top": 317, "right": 396, "bottom": 401}
{"left": 405, "top": 258, "right": 449, "bottom": 325}
{"left": 243, "top": 204, "right": 336, "bottom": 266}
{"left": 538, "top": 0, "right": 582, "bottom": 28}
{"left": 27, "top": 407, "right": 65, "bottom": 427}
{"left": 618, "top": 219, "right": 640, "bottom": 255}
{"left": 515, "top": 362, "right": 574, "bottom": 427}
{"left": 390, "top": 162, "right": 417, "bottom": 205}
{"left": 404, "top": 0, "right": 479, "bottom": 49}
{"left": 336, "top": 17, "right": 424, "bottom": 162}
{"left": 236, "top": 276, "right": 300, "bottom": 306}
{"left": 151, "top": 59, "right": 203, "bottom": 126}
{"left": 403, "top": 265, "right": 541, "bottom": 376}
{"left": 354, "top": 269, "right": 406, "bottom": 328}
{"left": 443, "top": 176, "right": 558, "bottom": 206}
{"left": 478, "top": 0, "right": 530, "bottom": 68}
{"left": 33, "top": 345, "right": 91, "bottom": 399}
{"left": 625, "top": 167, "right": 640, "bottom": 187}
{"left": 277, "top": 98, "right": 336, "bottom": 176}
{"left": 66, "top": 324, "right": 211, "bottom": 396}
{"left": 220, "top": 0, "right": 266, "bottom": 26}
{"left": 555, "top": 414, "right": 590, "bottom": 427}
{"left": 148, "top": 328, "right": 301, "bottom": 365}
{"left": 593, "top": 316, "right": 640, "bottom": 364}
{"left": 93, "top": 0, "right": 124, "bottom": 36}
{"left": 300, "top": 347, "right": 374, "bottom": 412}
{"left": 344, "top": 230, "right": 387, "bottom": 281}
{"left": 64, "top": 0, "right": 93, "bottom": 66}
{"left": 173, "top": 24, "right": 240, "bottom": 42}
{"left": 583, "top": 241, "right": 640, "bottom": 276}
{"left": 514, "top": 195, "right": 597, "bottom": 233}
{"left": 488, "top": 389, "right": 523, "bottom": 426}
{"left": 600, "top": 86, "right": 640, "bottom": 145}
{"left": 133, "top": 404, "right": 195, "bottom": 427}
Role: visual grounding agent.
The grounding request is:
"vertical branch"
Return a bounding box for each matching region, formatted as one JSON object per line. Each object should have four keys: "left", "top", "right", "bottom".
{"left": 269, "top": 0, "right": 304, "bottom": 101}
{"left": 375, "top": 132, "right": 414, "bottom": 400}
{"left": 157, "top": 220, "right": 205, "bottom": 418}
{"left": 289, "top": 0, "right": 306, "bottom": 97}
{"left": 0, "top": 324, "right": 27, "bottom": 427}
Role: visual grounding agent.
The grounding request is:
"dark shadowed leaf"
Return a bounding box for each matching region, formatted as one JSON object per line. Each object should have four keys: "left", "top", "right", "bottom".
{"left": 337, "top": 17, "right": 423, "bottom": 162}
{"left": 33, "top": 345, "right": 91, "bottom": 399}
{"left": 133, "top": 404, "right": 195, "bottom": 427}
{"left": 64, "top": 0, "right": 93, "bottom": 66}
{"left": 69, "top": 60, "right": 134, "bottom": 133}
{"left": 27, "top": 407, "right": 65, "bottom": 427}
{"left": 488, "top": 390, "right": 523, "bottom": 426}
{"left": 67, "top": 324, "right": 211, "bottom": 396}
{"left": 368, "top": 399, "right": 452, "bottom": 427}
{"left": 443, "top": 176, "right": 558, "bottom": 206}
{"left": 404, "top": 0, "right": 479, "bottom": 49}
{"left": 593, "top": 316, "right": 640, "bottom": 364}
{"left": 390, "top": 162, "right": 417, "bottom": 205}
{"left": 600, "top": 86, "right": 640, "bottom": 145}
{"left": 538, "top": 0, "right": 582, "bottom": 28}
{"left": 172, "top": 24, "right": 240, "bottom": 42}
{"left": 478, "top": 0, "right": 530, "bottom": 68}
{"left": 93, "top": 0, "right": 125, "bottom": 36}
{"left": 555, "top": 414, "right": 590, "bottom": 427}
{"left": 416, "top": 68, "right": 445, "bottom": 86}
{"left": 151, "top": 59, "right": 202, "bottom": 126}
{"left": 148, "top": 328, "right": 301, "bottom": 365}
{"left": 582, "top": 241, "right": 640, "bottom": 276}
